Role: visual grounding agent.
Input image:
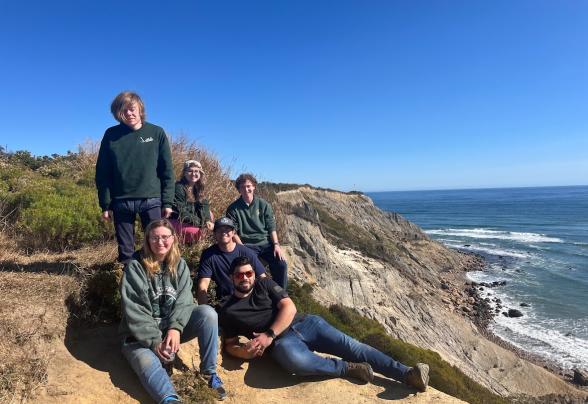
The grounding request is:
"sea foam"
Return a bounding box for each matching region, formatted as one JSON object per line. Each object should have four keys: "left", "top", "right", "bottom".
{"left": 426, "top": 228, "right": 562, "bottom": 243}
{"left": 444, "top": 243, "right": 531, "bottom": 259}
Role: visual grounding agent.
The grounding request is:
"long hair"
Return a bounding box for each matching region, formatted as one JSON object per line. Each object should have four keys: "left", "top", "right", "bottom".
{"left": 141, "top": 219, "right": 181, "bottom": 278}
{"left": 179, "top": 161, "right": 206, "bottom": 201}
{"left": 110, "top": 91, "right": 146, "bottom": 123}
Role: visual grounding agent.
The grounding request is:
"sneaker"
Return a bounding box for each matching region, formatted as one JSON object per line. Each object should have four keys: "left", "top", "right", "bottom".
{"left": 345, "top": 362, "right": 374, "bottom": 383}
{"left": 405, "top": 363, "right": 429, "bottom": 392}
{"left": 202, "top": 373, "right": 227, "bottom": 401}
{"left": 161, "top": 397, "right": 181, "bottom": 403}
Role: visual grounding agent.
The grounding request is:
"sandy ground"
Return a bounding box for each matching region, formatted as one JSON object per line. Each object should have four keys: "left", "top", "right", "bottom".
{"left": 32, "top": 325, "right": 464, "bottom": 404}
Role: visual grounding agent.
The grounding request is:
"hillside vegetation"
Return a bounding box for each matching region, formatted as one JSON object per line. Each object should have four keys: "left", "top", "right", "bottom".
{"left": 0, "top": 141, "right": 523, "bottom": 403}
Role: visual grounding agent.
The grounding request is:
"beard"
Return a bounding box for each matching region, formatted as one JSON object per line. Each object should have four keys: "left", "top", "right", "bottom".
{"left": 235, "top": 280, "right": 253, "bottom": 294}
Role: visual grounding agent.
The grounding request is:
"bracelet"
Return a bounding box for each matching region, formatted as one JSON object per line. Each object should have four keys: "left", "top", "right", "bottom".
{"left": 273, "top": 242, "right": 280, "bottom": 246}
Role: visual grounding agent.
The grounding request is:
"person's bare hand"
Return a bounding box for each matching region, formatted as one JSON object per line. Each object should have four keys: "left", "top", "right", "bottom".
{"left": 162, "top": 329, "right": 181, "bottom": 354}
{"left": 274, "top": 244, "right": 286, "bottom": 261}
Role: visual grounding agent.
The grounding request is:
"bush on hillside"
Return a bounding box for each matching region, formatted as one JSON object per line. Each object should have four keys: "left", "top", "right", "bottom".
{"left": 19, "top": 180, "right": 110, "bottom": 250}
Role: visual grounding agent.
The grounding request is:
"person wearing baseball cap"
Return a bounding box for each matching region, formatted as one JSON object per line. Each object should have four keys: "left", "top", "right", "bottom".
{"left": 196, "top": 217, "right": 267, "bottom": 305}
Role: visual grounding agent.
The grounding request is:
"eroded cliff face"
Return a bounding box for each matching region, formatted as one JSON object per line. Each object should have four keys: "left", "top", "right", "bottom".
{"left": 276, "top": 187, "right": 580, "bottom": 398}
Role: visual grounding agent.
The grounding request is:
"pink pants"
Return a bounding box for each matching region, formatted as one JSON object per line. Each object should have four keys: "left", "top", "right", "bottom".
{"left": 169, "top": 219, "right": 203, "bottom": 244}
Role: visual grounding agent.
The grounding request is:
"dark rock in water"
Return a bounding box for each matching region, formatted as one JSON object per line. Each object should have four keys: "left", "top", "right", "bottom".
{"left": 508, "top": 309, "right": 523, "bottom": 318}
{"left": 502, "top": 312, "right": 508, "bottom": 317}
{"left": 573, "top": 368, "right": 588, "bottom": 386}
{"left": 463, "top": 244, "right": 471, "bottom": 247}
{"left": 565, "top": 332, "right": 573, "bottom": 337}
{"left": 479, "top": 287, "right": 484, "bottom": 291}
{"left": 520, "top": 302, "right": 530, "bottom": 307}
{"left": 490, "top": 280, "right": 507, "bottom": 287}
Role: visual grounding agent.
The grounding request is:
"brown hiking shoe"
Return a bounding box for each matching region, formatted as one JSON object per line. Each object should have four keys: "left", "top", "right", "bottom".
{"left": 345, "top": 362, "right": 374, "bottom": 383}
{"left": 405, "top": 363, "right": 429, "bottom": 392}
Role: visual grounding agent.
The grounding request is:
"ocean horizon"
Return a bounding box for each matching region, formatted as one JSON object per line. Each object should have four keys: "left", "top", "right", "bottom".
{"left": 368, "top": 185, "right": 588, "bottom": 371}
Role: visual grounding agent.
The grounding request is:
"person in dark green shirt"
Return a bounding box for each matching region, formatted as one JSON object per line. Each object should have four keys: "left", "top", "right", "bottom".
{"left": 95, "top": 91, "right": 174, "bottom": 263}
{"left": 170, "top": 160, "right": 214, "bottom": 244}
{"left": 226, "top": 173, "right": 288, "bottom": 289}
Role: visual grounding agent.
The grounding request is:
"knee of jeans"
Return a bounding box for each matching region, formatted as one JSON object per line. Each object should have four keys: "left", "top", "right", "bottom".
{"left": 272, "top": 340, "right": 309, "bottom": 373}
{"left": 196, "top": 304, "right": 218, "bottom": 326}
{"left": 126, "top": 349, "right": 158, "bottom": 374}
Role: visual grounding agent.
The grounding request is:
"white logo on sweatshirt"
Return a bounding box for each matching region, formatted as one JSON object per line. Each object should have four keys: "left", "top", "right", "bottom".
{"left": 140, "top": 137, "right": 154, "bottom": 143}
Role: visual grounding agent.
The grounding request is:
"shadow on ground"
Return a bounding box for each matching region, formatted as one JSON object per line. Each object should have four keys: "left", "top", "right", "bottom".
{"left": 64, "top": 323, "right": 152, "bottom": 403}
{"left": 220, "top": 346, "right": 412, "bottom": 400}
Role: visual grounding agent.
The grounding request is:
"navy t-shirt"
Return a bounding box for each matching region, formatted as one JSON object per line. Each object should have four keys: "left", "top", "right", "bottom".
{"left": 219, "top": 277, "right": 289, "bottom": 339}
{"left": 198, "top": 244, "right": 266, "bottom": 299}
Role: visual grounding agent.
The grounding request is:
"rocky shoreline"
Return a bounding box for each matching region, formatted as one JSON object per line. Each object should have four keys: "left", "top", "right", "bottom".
{"left": 442, "top": 251, "right": 585, "bottom": 388}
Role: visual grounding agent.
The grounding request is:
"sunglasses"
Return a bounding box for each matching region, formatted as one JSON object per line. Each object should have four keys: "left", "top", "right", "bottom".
{"left": 233, "top": 270, "right": 254, "bottom": 280}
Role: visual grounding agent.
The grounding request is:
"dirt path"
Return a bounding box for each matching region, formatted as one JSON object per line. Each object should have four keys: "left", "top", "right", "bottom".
{"left": 33, "top": 326, "right": 464, "bottom": 404}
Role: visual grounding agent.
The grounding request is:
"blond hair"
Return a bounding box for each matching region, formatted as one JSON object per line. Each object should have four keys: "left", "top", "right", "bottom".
{"left": 141, "top": 219, "right": 180, "bottom": 278}
{"left": 110, "top": 91, "right": 146, "bottom": 123}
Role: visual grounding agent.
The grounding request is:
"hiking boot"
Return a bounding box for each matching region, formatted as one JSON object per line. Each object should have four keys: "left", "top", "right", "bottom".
{"left": 345, "top": 362, "right": 374, "bottom": 383}
{"left": 405, "top": 363, "right": 429, "bottom": 392}
{"left": 202, "top": 373, "right": 227, "bottom": 401}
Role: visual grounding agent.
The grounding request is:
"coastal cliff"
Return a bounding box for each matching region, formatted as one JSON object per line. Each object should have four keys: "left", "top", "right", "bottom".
{"left": 274, "top": 186, "right": 584, "bottom": 399}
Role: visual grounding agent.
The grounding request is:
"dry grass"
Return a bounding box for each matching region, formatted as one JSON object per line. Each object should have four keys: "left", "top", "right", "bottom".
{"left": 0, "top": 271, "right": 80, "bottom": 403}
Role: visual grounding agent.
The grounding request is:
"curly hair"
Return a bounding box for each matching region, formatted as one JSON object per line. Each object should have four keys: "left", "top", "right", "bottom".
{"left": 234, "top": 173, "right": 257, "bottom": 191}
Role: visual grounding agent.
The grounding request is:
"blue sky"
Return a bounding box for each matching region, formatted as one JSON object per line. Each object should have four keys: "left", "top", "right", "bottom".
{"left": 1, "top": 1, "right": 586, "bottom": 191}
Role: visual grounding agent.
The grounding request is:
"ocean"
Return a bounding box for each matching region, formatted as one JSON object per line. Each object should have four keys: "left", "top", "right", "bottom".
{"left": 368, "top": 186, "right": 588, "bottom": 371}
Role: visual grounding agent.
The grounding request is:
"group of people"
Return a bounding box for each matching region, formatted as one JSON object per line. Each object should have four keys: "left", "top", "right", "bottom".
{"left": 96, "top": 92, "right": 430, "bottom": 403}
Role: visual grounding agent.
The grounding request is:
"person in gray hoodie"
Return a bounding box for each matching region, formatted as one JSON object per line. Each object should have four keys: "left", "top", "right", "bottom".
{"left": 120, "top": 219, "right": 226, "bottom": 402}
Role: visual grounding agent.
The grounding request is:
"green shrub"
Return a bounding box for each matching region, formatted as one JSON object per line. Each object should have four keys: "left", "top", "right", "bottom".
{"left": 18, "top": 180, "right": 111, "bottom": 250}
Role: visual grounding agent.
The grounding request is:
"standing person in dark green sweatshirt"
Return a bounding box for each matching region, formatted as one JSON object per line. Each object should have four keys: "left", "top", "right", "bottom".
{"left": 95, "top": 91, "right": 174, "bottom": 263}
{"left": 226, "top": 173, "right": 288, "bottom": 289}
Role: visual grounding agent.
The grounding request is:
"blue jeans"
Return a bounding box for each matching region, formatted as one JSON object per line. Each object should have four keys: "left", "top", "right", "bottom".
{"left": 112, "top": 197, "right": 161, "bottom": 263}
{"left": 122, "top": 305, "right": 219, "bottom": 403}
{"left": 246, "top": 243, "right": 288, "bottom": 290}
{"left": 271, "top": 315, "right": 410, "bottom": 382}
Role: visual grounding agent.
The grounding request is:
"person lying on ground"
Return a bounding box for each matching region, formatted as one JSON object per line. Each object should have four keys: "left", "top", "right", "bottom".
{"left": 197, "top": 217, "right": 266, "bottom": 305}
{"left": 226, "top": 173, "right": 288, "bottom": 289}
{"left": 218, "top": 256, "right": 430, "bottom": 393}
{"left": 120, "top": 219, "right": 226, "bottom": 402}
{"left": 170, "top": 159, "right": 214, "bottom": 244}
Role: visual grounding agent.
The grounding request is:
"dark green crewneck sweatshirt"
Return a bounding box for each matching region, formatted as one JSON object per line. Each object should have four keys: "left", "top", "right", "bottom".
{"left": 95, "top": 122, "right": 174, "bottom": 211}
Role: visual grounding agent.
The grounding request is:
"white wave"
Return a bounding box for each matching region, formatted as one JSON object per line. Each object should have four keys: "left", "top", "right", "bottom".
{"left": 444, "top": 243, "right": 531, "bottom": 259}
{"left": 467, "top": 281, "right": 588, "bottom": 369}
{"left": 426, "top": 228, "right": 562, "bottom": 243}
{"left": 492, "top": 316, "right": 588, "bottom": 370}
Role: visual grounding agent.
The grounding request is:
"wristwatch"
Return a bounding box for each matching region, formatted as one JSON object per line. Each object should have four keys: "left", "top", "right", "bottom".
{"left": 264, "top": 328, "right": 276, "bottom": 339}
